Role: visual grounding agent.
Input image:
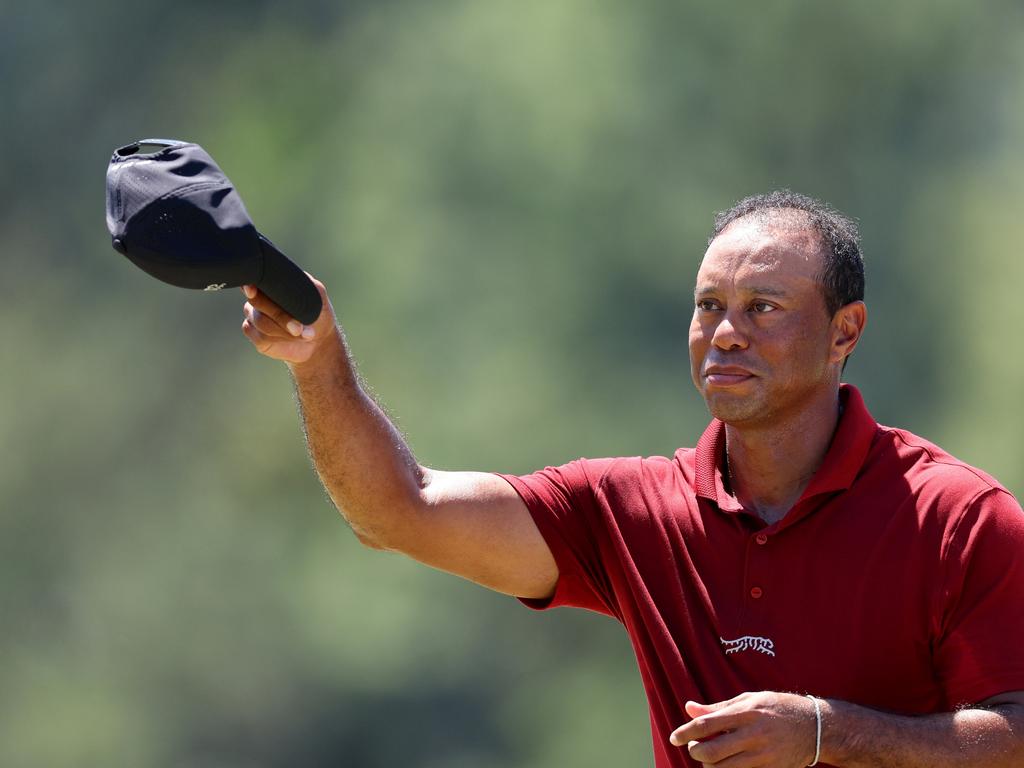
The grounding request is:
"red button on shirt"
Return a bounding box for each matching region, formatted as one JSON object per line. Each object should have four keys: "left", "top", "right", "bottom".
{"left": 750, "top": 587, "right": 763, "bottom": 599}
{"left": 755, "top": 533, "right": 768, "bottom": 545}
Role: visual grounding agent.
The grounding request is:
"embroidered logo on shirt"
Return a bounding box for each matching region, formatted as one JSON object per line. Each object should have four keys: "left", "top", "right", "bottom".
{"left": 720, "top": 635, "right": 776, "bottom": 657}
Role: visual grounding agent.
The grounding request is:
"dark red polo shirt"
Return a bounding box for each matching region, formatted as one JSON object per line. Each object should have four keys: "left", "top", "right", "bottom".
{"left": 498, "top": 385, "right": 1024, "bottom": 768}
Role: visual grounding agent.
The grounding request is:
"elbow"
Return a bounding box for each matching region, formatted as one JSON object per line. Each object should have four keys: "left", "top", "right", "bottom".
{"left": 340, "top": 510, "right": 391, "bottom": 550}
{"left": 338, "top": 503, "right": 409, "bottom": 552}
{"left": 331, "top": 486, "right": 425, "bottom": 553}
{"left": 353, "top": 527, "right": 389, "bottom": 550}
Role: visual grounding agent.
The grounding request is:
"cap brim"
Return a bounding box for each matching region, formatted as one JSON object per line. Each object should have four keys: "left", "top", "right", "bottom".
{"left": 255, "top": 235, "right": 323, "bottom": 325}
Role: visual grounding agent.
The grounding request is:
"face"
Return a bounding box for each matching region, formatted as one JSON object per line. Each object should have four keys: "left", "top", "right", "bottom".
{"left": 688, "top": 217, "right": 840, "bottom": 426}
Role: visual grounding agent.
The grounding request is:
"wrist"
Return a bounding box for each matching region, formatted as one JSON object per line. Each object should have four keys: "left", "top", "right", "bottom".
{"left": 806, "top": 694, "right": 823, "bottom": 766}
{"left": 817, "top": 697, "right": 858, "bottom": 767}
{"left": 287, "top": 328, "right": 350, "bottom": 382}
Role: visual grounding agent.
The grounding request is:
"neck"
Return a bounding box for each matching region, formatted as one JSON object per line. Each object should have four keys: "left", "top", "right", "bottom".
{"left": 724, "top": 386, "right": 842, "bottom": 525}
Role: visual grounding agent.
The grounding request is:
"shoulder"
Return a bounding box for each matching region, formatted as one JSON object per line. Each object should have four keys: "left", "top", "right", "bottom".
{"left": 503, "top": 452, "right": 696, "bottom": 529}
{"left": 581, "top": 450, "right": 697, "bottom": 492}
{"left": 871, "top": 424, "right": 1020, "bottom": 518}
{"left": 519, "top": 452, "right": 697, "bottom": 503}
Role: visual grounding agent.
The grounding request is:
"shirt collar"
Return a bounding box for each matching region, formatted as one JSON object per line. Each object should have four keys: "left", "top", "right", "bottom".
{"left": 694, "top": 383, "right": 878, "bottom": 511}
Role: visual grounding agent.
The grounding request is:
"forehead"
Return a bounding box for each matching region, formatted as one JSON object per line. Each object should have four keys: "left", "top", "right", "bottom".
{"left": 696, "top": 217, "right": 823, "bottom": 292}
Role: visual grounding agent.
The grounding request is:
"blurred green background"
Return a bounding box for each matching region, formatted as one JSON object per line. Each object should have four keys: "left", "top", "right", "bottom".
{"left": 3, "top": 1, "right": 1023, "bottom": 765}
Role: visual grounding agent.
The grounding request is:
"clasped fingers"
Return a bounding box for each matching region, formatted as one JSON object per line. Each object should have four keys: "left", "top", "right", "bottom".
{"left": 670, "top": 692, "right": 819, "bottom": 768}
{"left": 244, "top": 301, "right": 313, "bottom": 340}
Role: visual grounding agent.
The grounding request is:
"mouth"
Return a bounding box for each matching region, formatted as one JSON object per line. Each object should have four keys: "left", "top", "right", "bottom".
{"left": 704, "top": 366, "right": 755, "bottom": 386}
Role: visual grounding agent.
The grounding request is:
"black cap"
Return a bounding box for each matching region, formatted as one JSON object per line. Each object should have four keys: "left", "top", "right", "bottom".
{"left": 105, "top": 139, "right": 323, "bottom": 325}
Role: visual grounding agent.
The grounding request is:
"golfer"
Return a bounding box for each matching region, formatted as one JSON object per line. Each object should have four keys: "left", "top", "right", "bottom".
{"left": 241, "top": 190, "right": 1024, "bottom": 768}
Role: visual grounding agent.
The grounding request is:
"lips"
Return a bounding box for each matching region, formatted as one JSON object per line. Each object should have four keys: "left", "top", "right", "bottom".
{"left": 704, "top": 365, "right": 755, "bottom": 386}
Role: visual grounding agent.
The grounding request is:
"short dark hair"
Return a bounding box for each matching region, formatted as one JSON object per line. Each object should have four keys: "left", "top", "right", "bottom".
{"left": 709, "top": 190, "right": 864, "bottom": 317}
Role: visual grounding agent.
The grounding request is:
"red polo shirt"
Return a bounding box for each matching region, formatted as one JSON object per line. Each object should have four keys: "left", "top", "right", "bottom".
{"left": 498, "top": 385, "right": 1024, "bottom": 768}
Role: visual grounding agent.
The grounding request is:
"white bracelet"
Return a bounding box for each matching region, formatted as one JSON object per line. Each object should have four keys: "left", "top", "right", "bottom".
{"left": 806, "top": 694, "right": 822, "bottom": 767}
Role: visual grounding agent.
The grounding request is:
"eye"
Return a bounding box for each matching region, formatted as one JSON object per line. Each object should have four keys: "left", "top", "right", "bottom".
{"left": 751, "top": 301, "right": 777, "bottom": 313}
{"left": 696, "top": 299, "right": 721, "bottom": 311}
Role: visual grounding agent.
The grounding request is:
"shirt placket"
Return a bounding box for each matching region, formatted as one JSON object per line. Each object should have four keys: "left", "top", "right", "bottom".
{"left": 739, "top": 526, "right": 773, "bottom": 628}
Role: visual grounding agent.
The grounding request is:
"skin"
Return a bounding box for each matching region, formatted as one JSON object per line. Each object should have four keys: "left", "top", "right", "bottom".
{"left": 240, "top": 280, "right": 559, "bottom": 599}
{"left": 670, "top": 690, "right": 1024, "bottom": 768}
{"left": 688, "top": 216, "right": 865, "bottom": 523}
{"left": 241, "top": 211, "right": 1024, "bottom": 766}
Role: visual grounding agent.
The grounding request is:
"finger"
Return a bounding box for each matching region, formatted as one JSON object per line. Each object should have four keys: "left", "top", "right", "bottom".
{"left": 244, "top": 303, "right": 293, "bottom": 339}
{"left": 686, "top": 699, "right": 733, "bottom": 718}
{"left": 242, "top": 318, "right": 314, "bottom": 363}
{"left": 246, "top": 296, "right": 312, "bottom": 338}
{"left": 670, "top": 711, "right": 742, "bottom": 746}
{"left": 686, "top": 728, "right": 749, "bottom": 766}
{"left": 697, "top": 752, "right": 758, "bottom": 768}
{"left": 242, "top": 317, "right": 278, "bottom": 356}
{"left": 303, "top": 271, "right": 327, "bottom": 298}
{"left": 247, "top": 286, "right": 311, "bottom": 337}
{"left": 241, "top": 284, "right": 256, "bottom": 299}
{"left": 301, "top": 272, "right": 332, "bottom": 327}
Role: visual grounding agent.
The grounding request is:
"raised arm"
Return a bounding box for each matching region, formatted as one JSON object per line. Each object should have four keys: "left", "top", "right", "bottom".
{"left": 241, "top": 278, "right": 558, "bottom": 600}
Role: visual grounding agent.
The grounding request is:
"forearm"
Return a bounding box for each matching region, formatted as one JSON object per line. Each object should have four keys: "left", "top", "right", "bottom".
{"left": 288, "top": 328, "right": 424, "bottom": 547}
{"left": 822, "top": 699, "right": 1024, "bottom": 767}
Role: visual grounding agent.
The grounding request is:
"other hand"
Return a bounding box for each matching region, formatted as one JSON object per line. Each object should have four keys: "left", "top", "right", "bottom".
{"left": 669, "top": 691, "right": 818, "bottom": 767}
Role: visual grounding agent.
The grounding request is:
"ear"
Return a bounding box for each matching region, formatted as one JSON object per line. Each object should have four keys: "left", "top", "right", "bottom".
{"left": 830, "top": 300, "right": 867, "bottom": 365}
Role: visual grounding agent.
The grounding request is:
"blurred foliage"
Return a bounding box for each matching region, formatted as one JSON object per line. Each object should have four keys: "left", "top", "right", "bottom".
{"left": 2, "top": 1, "right": 1023, "bottom": 765}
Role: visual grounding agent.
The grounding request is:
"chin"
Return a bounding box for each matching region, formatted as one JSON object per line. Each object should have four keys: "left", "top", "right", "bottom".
{"left": 703, "top": 390, "right": 769, "bottom": 425}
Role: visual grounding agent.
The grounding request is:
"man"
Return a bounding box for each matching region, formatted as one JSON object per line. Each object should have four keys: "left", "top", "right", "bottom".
{"left": 240, "top": 190, "right": 1024, "bottom": 767}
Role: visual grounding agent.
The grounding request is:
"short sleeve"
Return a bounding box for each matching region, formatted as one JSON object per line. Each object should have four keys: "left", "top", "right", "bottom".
{"left": 496, "top": 458, "right": 620, "bottom": 619}
{"left": 935, "top": 488, "right": 1024, "bottom": 707}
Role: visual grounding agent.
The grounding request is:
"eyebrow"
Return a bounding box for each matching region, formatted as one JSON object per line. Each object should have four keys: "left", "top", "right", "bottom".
{"left": 694, "top": 285, "right": 791, "bottom": 298}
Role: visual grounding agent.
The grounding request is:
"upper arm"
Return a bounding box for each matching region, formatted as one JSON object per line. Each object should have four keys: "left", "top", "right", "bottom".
{"left": 382, "top": 467, "right": 559, "bottom": 600}
{"left": 935, "top": 489, "right": 1024, "bottom": 706}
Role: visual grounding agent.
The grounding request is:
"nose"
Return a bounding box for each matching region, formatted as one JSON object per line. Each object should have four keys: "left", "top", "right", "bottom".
{"left": 711, "top": 311, "right": 748, "bottom": 351}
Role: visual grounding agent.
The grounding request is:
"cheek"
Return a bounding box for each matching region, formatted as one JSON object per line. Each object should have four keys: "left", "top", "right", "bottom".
{"left": 688, "top": 310, "right": 708, "bottom": 339}
{"left": 687, "top": 317, "right": 706, "bottom": 376}
{"left": 688, "top": 317, "right": 706, "bottom": 353}
{"left": 767, "top": 320, "right": 833, "bottom": 373}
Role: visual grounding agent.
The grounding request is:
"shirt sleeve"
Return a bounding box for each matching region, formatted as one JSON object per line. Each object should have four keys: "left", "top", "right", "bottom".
{"left": 934, "top": 487, "right": 1024, "bottom": 707}
{"left": 495, "top": 458, "right": 621, "bottom": 619}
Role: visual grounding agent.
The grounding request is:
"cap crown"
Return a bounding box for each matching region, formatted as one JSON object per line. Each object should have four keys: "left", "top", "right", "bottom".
{"left": 106, "top": 139, "right": 261, "bottom": 290}
{"left": 105, "top": 139, "right": 323, "bottom": 324}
